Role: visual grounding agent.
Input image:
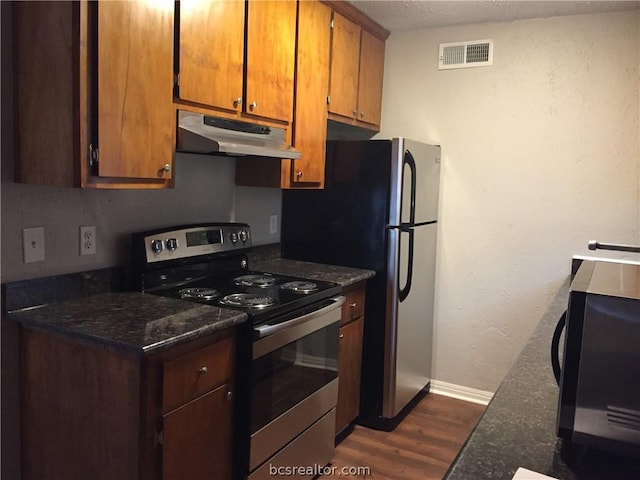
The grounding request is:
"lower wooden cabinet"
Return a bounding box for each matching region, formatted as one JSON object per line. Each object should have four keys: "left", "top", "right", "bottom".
{"left": 335, "top": 281, "right": 366, "bottom": 434}
{"left": 20, "top": 326, "right": 236, "bottom": 480}
{"left": 163, "top": 384, "right": 233, "bottom": 480}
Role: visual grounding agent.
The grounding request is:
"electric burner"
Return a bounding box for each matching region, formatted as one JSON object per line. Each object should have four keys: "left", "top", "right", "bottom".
{"left": 178, "top": 287, "right": 220, "bottom": 301}
{"left": 280, "top": 281, "right": 319, "bottom": 294}
{"left": 234, "top": 274, "right": 277, "bottom": 288}
{"left": 219, "top": 293, "right": 277, "bottom": 309}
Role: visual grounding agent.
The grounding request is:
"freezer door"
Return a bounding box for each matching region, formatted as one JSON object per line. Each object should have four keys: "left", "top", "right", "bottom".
{"left": 383, "top": 222, "right": 437, "bottom": 418}
{"left": 392, "top": 139, "right": 441, "bottom": 226}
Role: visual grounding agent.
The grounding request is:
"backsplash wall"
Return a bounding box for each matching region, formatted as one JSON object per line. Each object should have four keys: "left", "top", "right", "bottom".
{"left": 0, "top": 154, "right": 282, "bottom": 283}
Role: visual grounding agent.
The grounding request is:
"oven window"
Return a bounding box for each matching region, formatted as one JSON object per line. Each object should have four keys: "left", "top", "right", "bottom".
{"left": 251, "top": 322, "right": 339, "bottom": 433}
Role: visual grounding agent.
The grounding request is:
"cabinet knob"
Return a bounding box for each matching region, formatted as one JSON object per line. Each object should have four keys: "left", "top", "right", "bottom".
{"left": 359, "top": 112, "right": 364, "bottom": 118}
{"left": 226, "top": 391, "right": 233, "bottom": 401}
{"left": 350, "top": 302, "right": 357, "bottom": 308}
{"left": 161, "top": 163, "right": 171, "bottom": 173}
{"left": 339, "top": 334, "right": 344, "bottom": 339}
{"left": 250, "top": 101, "right": 258, "bottom": 111}
{"left": 296, "top": 171, "right": 303, "bottom": 180}
{"left": 353, "top": 109, "right": 358, "bottom": 116}
{"left": 235, "top": 97, "right": 243, "bottom": 106}
{"left": 198, "top": 366, "right": 208, "bottom": 375}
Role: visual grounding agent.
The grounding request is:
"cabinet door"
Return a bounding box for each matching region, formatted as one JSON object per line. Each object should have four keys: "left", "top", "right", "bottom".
{"left": 328, "top": 12, "right": 360, "bottom": 120}
{"left": 357, "top": 30, "right": 385, "bottom": 126}
{"left": 291, "top": 0, "right": 331, "bottom": 186}
{"left": 177, "top": 0, "right": 245, "bottom": 112}
{"left": 336, "top": 317, "right": 364, "bottom": 434}
{"left": 245, "top": 0, "right": 296, "bottom": 122}
{"left": 97, "top": 1, "right": 175, "bottom": 179}
{"left": 163, "top": 384, "right": 233, "bottom": 480}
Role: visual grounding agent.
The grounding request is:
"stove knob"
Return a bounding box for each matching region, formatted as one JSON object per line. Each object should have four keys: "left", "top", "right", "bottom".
{"left": 151, "top": 239, "right": 164, "bottom": 253}
{"left": 166, "top": 238, "right": 178, "bottom": 251}
{"left": 239, "top": 230, "right": 248, "bottom": 243}
{"left": 229, "top": 232, "right": 238, "bottom": 244}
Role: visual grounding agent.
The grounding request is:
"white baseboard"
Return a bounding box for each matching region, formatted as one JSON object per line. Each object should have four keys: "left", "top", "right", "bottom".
{"left": 430, "top": 380, "right": 493, "bottom": 406}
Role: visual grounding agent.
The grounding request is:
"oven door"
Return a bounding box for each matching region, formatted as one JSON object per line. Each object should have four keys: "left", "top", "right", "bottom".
{"left": 249, "top": 296, "right": 345, "bottom": 474}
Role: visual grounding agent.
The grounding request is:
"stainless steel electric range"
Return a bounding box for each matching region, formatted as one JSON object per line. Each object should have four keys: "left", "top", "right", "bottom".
{"left": 132, "top": 223, "right": 344, "bottom": 479}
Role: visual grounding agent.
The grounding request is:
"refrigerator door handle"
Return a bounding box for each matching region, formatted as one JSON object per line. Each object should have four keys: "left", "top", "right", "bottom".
{"left": 403, "top": 150, "right": 417, "bottom": 225}
{"left": 398, "top": 227, "right": 415, "bottom": 302}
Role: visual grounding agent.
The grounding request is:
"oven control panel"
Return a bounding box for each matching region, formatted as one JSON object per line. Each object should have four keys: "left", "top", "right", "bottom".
{"left": 141, "top": 224, "right": 252, "bottom": 263}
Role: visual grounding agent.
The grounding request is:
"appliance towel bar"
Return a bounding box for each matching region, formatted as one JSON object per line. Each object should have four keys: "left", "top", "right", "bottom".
{"left": 588, "top": 240, "right": 640, "bottom": 254}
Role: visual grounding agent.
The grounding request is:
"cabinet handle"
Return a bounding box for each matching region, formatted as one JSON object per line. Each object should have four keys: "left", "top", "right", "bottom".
{"left": 226, "top": 391, "right": 233, "bottom": 400}
{"left": 161, "top": 164, "right": 171, "bottom": 173}
{"left": 250, "top": 101, "right": 258, "bottom": 111}
{"left": 235, "top": 97, "right": 243, "bottom": 106}
{"left": 339, "top": 334, "right": 344, "bottom": 339}
{"left": 198, "top": 366, "right": 208, "bottom": 375}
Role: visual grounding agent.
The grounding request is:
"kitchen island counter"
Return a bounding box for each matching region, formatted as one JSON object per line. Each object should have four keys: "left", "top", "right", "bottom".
{"left": 253, "top": 258, "right": 375, "bottom": 287}
{"left": 9, "top": 292, "right": 247, "bottom": 354}
{"left": 444, "top": 277, "right": 640, "bottom": 480}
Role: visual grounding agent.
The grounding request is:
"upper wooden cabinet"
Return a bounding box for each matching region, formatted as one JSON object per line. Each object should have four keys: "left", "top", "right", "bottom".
{"left": 328, "top": 12, "right": 361, "bottom": 121}
{"left": 290, "top": 0, "right": 332, "bottom": 187}
{"left": 14, "top": 1, "right": 176, "bottom": 189}
{"left": 245, "top": 0, "right": 297, "bottom": 123}
{"left": 176, "top": 0, "right": 296, "bottom": 124}
{"left": 356, "top": 30, "right": 385, "bottom": 127}
{"left": 328, "top": 8, "right": 387, "bottom": 129}
{"left": 177, "top": 1, "right": 245, "bottom": 113}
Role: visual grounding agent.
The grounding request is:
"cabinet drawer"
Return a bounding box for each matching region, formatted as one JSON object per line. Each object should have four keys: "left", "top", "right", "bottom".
{"left": 341, "top": 284, "right": 365, "bottom": 326}
{"left": 163, "top": 335, "right": 235, "bottom": 413}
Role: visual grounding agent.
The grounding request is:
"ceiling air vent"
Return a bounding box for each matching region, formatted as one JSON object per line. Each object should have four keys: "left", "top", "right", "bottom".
{"left": 439, "top": 40, "right": 493, "bottom": 70}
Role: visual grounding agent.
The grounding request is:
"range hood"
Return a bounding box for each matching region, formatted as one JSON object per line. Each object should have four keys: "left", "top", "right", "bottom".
{"left": 177, "top": 110, "right": 301, "bottom": 159}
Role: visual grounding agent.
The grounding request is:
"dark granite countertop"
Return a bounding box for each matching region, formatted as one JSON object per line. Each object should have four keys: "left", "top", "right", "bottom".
{"left": 253, "top": 258, "right": 375, "bottom": 287}
{"left": 445, "top": 278, "right": 640, "bottom": 480}
{"left": 9, "top": 292, "right": 247, "bottom": 355}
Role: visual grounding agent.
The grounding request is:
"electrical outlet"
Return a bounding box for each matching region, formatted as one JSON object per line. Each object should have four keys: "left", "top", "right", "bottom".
{"left": 23, "top": 227, "right": 45, "bottom": 263}
{"left": 269, "top": 215, "right": 278, "bottom": 234}
{"left": 80, "top": 226, "right": 96, "bottom": 255}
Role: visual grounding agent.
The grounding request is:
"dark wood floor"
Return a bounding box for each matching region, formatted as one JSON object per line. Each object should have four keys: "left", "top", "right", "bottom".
{"left": 324, "top": 394, "right": 486, "bottom": 480}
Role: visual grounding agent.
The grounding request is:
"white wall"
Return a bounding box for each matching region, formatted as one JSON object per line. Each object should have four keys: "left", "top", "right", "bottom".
{"left": 378, "top": 11, "right": 640, "bottom": 392}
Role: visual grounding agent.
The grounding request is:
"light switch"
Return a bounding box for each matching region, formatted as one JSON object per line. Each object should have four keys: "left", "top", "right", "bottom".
{"left": 23, "top": 227, "right": 45, "bottom": 263}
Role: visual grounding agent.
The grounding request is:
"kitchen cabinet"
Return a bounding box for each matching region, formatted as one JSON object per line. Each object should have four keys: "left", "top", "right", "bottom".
{"left": 336, "top": 281, "right": 366, "bottom": 434}
{"left": 20, "top": 326, "right": 236, "bottom": 480}
{"left": 13, "top": 1, "right": 175, "bottom": 189}
{"left": 176, "top": 0, "right": 296, "bottom": 124}
{"left": 327, "top": 8, "right": 387, "bottom": 129}
{"left": 236, "top": 0, "right": 331, "bottom": 188}
{"left": 289, "top": 0, "right": 332, "bottom": 187}
{"left": 162, "top": 336, "right": 235, "bottom": 480}
{"left": 236, "top": 0, "right": 388, "bottom": 189}
{"left": 176, "top": 0, "right": 245, "bottom": 114}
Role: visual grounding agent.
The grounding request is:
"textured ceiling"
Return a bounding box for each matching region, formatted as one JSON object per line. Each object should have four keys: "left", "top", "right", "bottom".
{"left": 348, "top": 0, "right": 640, "bottom": 32}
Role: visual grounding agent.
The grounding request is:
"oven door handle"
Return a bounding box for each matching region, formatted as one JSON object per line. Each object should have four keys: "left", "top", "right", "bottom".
{"left": 253, "top": 296, "right": 345, "bottom": 359}
{"left": 254, "top": 296, "right": 346, "bottom": 338}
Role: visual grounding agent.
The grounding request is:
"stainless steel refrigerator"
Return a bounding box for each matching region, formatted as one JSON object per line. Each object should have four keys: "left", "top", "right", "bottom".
{"left": 281, "top": 138, "right": 441, "bottom": 430}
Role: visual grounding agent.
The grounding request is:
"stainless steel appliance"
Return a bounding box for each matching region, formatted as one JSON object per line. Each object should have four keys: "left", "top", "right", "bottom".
{"left": 552, "top": 252, "right": 640, "bottom": 459}
{"left": 282, "top": 138, "right": 441, "bottom": 430}
{"left": 131, "top": 223, "right": 343, "bottom": 479}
